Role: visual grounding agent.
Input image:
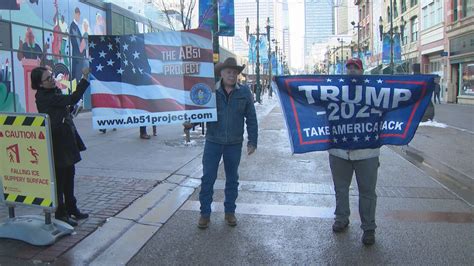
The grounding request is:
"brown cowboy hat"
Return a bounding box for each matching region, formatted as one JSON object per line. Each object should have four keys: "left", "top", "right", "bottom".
{"left": 215, "top": 57, "right": 246, "bottom": 74}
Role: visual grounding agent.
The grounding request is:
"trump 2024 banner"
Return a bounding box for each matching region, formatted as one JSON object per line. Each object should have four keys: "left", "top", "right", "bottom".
{"left": 274, "top": 75, "right": 435, "bottom": 154}
{"left": 88, "top": 29, "right": 217, "bottom": 129}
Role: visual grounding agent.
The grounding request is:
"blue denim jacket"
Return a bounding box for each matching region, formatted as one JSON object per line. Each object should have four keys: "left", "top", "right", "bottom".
{"left": 205, "top": 80, "right": 258, "bottom": 147}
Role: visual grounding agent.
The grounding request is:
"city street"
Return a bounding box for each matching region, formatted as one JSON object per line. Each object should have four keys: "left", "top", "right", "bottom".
{"left": 0, "top": 98, "right": 472, "bottom": 265}
{"left": 128, "top": 102, "right": 473, "bottom": 265}
{"left": 0, "top": 0, "right": 473, "bottom": 265}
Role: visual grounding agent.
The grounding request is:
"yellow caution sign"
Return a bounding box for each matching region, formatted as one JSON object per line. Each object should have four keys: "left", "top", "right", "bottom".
{"left": 0, "top": 113, "right": 56, "bottom": 209}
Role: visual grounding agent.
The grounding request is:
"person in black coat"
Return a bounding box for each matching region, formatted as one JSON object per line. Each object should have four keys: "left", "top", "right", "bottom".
{"left": 32, "top": 66, "right": 90, "bottom": 226}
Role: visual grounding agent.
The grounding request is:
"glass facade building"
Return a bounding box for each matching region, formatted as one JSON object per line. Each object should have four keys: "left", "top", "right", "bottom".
{"left": 304, "top": 0, "right": 334, "bottom": 68}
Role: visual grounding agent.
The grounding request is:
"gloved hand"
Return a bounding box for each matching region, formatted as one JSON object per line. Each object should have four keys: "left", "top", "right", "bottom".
{"left": 247, "top": 144, "right": 256, "bottom": 155}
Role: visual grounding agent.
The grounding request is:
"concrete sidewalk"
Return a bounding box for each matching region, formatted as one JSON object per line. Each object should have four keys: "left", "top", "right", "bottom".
{"left": 0, "top": 113, "right": 206, "bottom": 263}
{"left": 129, "top": 105, "right": 473, "bottom": 265}
{"left": 0, "top": 95, "right": 276, "bottom": 264}
{"left": 391, "top": 103, "right": 474, "bottom": 206}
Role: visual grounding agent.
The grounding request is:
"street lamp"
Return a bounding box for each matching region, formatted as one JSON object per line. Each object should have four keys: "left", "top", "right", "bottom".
{"left": 272, "top": 39, "right": 279, "bottom": 75}
{"left": 351, "top": 21, "right": 362, "bottom": 58}
{"left": 244, "top": 1, "right": 265, "bottom": 103}
{"left": 379, "top": 0, "right": 396, "bottom": 75}
{"left": 400, "top": 16, "right": 406, "bottom": 45}
{"left": 266, "top": 17, "right": 273, "bottom": 97}
{"left": 337, "top": 38, "right": 345, "bottom": 74}
{"left": 389, "top": 0, "right": 394, "bottom": 74}
{"left": 245, "top": 17, "right": 250, "bottom": 41}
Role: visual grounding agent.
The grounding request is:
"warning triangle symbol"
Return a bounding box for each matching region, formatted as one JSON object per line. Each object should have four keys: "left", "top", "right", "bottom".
{"left": 38, "top": 132, "right": 45, "bottom": 140}
{"left": 0, "top": 131, "right": 3, "bottom": 138}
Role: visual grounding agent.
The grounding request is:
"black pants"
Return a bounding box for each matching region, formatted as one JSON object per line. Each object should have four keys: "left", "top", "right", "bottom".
{"left": 434, "top": 92, "right": 441, "bottom": 104}
{"left": 55, "top": 165, "right": 78, "bottom": 217}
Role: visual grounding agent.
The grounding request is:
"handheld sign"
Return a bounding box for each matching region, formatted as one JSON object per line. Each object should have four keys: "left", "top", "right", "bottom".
{"left": 274, "top": 75, "right": 435, "bottom": 154}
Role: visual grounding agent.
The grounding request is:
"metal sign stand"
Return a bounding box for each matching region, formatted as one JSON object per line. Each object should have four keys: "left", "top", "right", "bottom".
{"left": 0, "top": 113, "right": 74, "bottom": 246}
{"left": 0, "top": 204, "right": 73, "bottom": 246}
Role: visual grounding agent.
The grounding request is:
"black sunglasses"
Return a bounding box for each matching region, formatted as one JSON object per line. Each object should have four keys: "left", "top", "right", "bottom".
{"left": 42, "top": 73, "right": 54, "bottom": 82}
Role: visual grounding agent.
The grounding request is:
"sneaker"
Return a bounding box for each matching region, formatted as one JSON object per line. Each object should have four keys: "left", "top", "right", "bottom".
{"left": 224, "top": 213, "right": 237, "bottom": 227}
{"left": 198, "top": 216, "right": 210, "bottom": 229}
{"left": 362, "top": 230, "right": 375, "bottom": 246}
{"left": 332, "top": 220, "right": 349, "bottom": 233}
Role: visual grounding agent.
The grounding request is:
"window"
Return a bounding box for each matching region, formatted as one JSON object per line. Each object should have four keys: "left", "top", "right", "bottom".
{"left": 460, "top": 63, "right": 474, "bottom": 96}
{"left": 402, "top": 0, "right": 407, "bottom": 13}
{"left": 411, "top": 16, "right": 418, "bottom": 42}
{"left": 411, "top": 0, "right": 418, "bottom": 7}
{"left": 402, "top": 25, "right": 408, "bottom": 45}
{"left": 454, "top": 0, "right": 458, "bottom": 21}
{"left": 422, "top": 6, "right": 428, "bottom": 29}
{"left": 387, "top": 7, "right": 391, "bottom": 21}
{"left": 394, "top": 0, "right": 399, "bottom": 18}
{"left": 429, "top": 3, "right": 435, "bottom": 27}
{"left": 362, "top": 5, "right": 365, "bottom": 18}
{"left": 436, "top": 0, "right": 443, "bottom": 23}
{"left": 463, "top": 0, "right": 474, "bottom": 18}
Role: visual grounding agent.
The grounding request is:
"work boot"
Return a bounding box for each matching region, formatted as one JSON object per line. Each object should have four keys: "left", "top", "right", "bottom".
{"left": 332, "top": 220, "right": 349, "bottom": 233}
{"left": 197, "top": 216, "right": 210, "bottom": 229}
{"left": 362, "top": 230, "right": 375, "bottom": 246}
{"left": 140, "top": 134, "right": 151, "bottom": 139}
{"left": 224, "top": 213, "right": 237, "bottom": 227}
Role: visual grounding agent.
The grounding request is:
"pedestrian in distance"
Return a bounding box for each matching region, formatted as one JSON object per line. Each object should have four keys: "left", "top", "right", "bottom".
{"left": 139, "top": 125, "right": 157, "bottom": 139}
{"left": 328, "top": 58, "right": 379, "bottom": 246}
{"left": 32, "top": 66, "right": 90, "bottom": 226}
{"left": 198, "top": 57, "right": 258, "bottom": 229}
{"left": 434, "top": 76, "right": 442, "bottom": 104}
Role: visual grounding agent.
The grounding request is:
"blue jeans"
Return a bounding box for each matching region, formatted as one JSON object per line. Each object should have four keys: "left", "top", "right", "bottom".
{"left": 199, "top": 141, "right": 242, "bottom": 217}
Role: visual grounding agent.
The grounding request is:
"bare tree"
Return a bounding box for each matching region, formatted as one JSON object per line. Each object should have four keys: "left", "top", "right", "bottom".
{"left": 157, "top": 0, "right": 197, "bottom": 30}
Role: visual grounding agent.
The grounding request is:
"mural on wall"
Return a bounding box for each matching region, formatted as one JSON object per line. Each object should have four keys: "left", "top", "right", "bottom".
{"left": 10, "top": 0, "right": 43, "bottom": 27}
{"left": 12, "top": 24, "right": 44, "bottom": 112}
{"left": 0, "top": 5, "right": 12, "bottom": 20}
{"left": 6, "top": 0, "right": 107, "bottom": 112}
{"left": 0, "top": 0, "right": 20, "bottom": 10}
{"left": 0, "top": 51, "right": 23, "bottom": 112}
{"left": 43, "top": 0, "right": 71, "bottom": 67}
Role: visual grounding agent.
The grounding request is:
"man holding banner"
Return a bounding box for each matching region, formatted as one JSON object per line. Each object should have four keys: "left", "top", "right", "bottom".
{"left": 198, "top": 58, "right": 258, "bottom": 229}
{"left": 273, "top": 58, "right": 434, "bottom": 246}
{"left": 328, "top": 58, "right": 379, "bottom": 246}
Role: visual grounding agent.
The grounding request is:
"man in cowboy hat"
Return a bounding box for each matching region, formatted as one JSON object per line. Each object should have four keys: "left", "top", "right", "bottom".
{"left": 198, "top": 57, "right": 258, "bottom": 229}
{"left": 328, "top": 58, "right": 380, "bottom": 246}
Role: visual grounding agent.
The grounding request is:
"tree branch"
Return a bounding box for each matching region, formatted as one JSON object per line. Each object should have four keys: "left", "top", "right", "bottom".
{"left": 160, "top": 0, "right": 176, "bottom": 31}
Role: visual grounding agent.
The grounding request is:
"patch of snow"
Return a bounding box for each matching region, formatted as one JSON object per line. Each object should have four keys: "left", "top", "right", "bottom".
{"left": 419, "top": 120, "right": 448, "bottom": 128}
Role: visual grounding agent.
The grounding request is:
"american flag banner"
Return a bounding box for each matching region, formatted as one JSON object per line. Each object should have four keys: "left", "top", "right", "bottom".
{"left": 274, "top": 75, "right": 435, "bottom": 154}
{"left": 88, "top": 29, "right": 217, "bottom": 129}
